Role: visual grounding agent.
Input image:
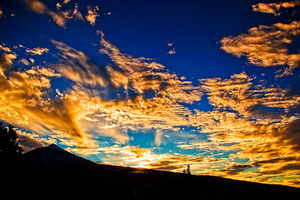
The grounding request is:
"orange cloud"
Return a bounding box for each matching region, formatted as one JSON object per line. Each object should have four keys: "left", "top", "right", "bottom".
{"left": 0, "top": 53, "right": 16, "bottom": 72}
{"left": 25, "top": 47, "right": 49, "bottom": 55}
{"left": 252, "top": 0, "right": 300, "bottom": 16}
{"left": 189, "top": 72, "right": 300, "bottom": 186}
{"left": 0, "top": 44, "right": 12, "bottom": 52}
{"left": 24, "top": 0, "right": 84, "bottom": 27}
{"left": 84, "top": 145, "right": 219, "bottom": 172}
{"left": 86, "top": 5, "right": 99, "bottom": 25}
{"left": 221, "top": 21, "right": 300, "bottom": 76}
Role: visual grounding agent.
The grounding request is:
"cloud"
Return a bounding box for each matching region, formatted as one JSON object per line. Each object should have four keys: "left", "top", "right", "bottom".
{"left": 220, "top": 164, "right": 252, "bottom": 175}
{"left": 167, "top": 48, "right": 176, "bottom": 54}
{"left": 167, "top": 42, "right": 176, "bottom": 54}
{"left": 221, "top": 21, "right": 300, "bottom": 76}
{"left": 24, "top": 0, "right": 84, "bottom": 27}
{"left": 91, "top": 145, "right": 215, "bottom": 171}
{"left": 19, "top": 58, "right": 30, "bottom": 66}
{"left": 0, "top": 52, "right": 96, "bottom": 148}
{"left": 0, "top": 44, "right": 12, "bottom": 52}
{"left": 16, "top": 129, "right": 55, "bottom": 153}
{"left": 63, "top": 0, "right": 71, "bottom": 4}
{"left": 100, "top": 33, "right": 201, "bottom": 104}
{"left": 0, "top": 53, "right": 17, "bottom": 73}
{"left": 85, "top": 5, "right": 99, "bottom": 25}
{"left": 200, "top": 72, "right": 299, "bottom": 119}
{"left": 154, "top": 129, "right": 164, "bottom": 146}
{"left": 24, "top": 0, "right": 47, "bottom": 14}
{"left": 50, "top": 40, "right": 109, "bottom": 87}
{"left": 190, "top": 72, "right": 300, "bottom": 185}
{"left": 252, "top": 0, "right": 300, "bottom": 16}
{"left": 25, "top": 47, "right": 49, "bottom": 55}
{"left": 2, "top": 27, "right": 300, "bottom": 186}
{"left": 1, "top": 35, "right": 203, "bottom": 152}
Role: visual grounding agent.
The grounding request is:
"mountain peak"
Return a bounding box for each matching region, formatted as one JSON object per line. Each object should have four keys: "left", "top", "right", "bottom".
{"left": 23, "top": 144, "right": 95, "bottom": 168}
{"left": 47, "top": 144, "right": 64, "bottom": 151}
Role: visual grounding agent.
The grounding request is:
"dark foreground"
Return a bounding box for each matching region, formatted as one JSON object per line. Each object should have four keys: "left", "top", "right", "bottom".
{"left": 2, "top": 145, "right": 300, "bottom": 200}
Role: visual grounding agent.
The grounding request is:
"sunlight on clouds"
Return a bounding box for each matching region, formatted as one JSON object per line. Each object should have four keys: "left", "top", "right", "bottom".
{"left": 100, "top": 33, "right": 202, "bottom": 104}
{"left": 24, "top": 0, "right": 84, "bottom": 27}
{"left": 221, "top": 21, "right": 300, "bottom": 76}
{"left": 252, "top": 0, "right": 300, "bottom": 16}
{"left": 87, "top": 145, "right": 218, "bottom": 171}
{"left": 1, "top": 34, "right": 202, "bottom": 151}
{"left": 24, "top": 0, "right": 47, "bottom": 15}
{"left": 190, "top": 72, "right": 300, "bottom": 186}
{"left": 1, "top": 37, "right": 299, "bottom": 187}
{"left": 25, "top": 47, "right": 49, "bottom": 55}
{"left": 0, "top": 53, "right": 16, "bottom": 72}
{"left": 0, "top": 44, "right": 12, "bottom": 52}
{"left": 86, "top": 5, "right": 99, "bottom": 25}
{"left": 1, "top": 4, "right": 300, "bottom": 186}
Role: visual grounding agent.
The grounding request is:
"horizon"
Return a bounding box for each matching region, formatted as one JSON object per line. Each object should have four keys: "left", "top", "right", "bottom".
{"left": 0, "top": 0, "right": 300, "bottom": 187}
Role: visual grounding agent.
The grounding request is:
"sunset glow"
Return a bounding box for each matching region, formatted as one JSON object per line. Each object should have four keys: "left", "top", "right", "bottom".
{"left": 1, "top": 0, "right": 299, "bottom": 187}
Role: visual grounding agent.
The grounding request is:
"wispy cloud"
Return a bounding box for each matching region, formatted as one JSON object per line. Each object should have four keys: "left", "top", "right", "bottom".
{"left": 24, "top": 0, "right": 84, "bottom": 27}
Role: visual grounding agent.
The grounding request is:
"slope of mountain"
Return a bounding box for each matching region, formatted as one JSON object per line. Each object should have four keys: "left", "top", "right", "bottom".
{"left": 2, "top": 144, "right": 299, "bottom": 200}
{"left": 22, "top": 144, "right": 94, "bottom": 168}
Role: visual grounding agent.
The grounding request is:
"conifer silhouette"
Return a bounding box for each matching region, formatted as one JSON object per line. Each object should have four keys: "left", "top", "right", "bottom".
{"left": 0, "top": 122, "right": 23, "bottom": 162}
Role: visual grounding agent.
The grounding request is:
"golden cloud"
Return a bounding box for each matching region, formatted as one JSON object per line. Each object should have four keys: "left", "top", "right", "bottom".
{"left": 85, "top": 145, "right": 218, "bottom": 171}
{"left": 0, "top": 44, "right": 12, "bottom": 52}
{"left": 24, "top": 0, "right": 84, "bottom": 27}
{"left": 0, "top": 53, "right": 16, "bottom": 73}
{"left": 252, "top": 0, "right": 300, "bottom": 16}
{"left": 189, "top": 72, "right": 300, "bottom": 186}
{"left": 25, "top": 47, "right": 49, "bottom": 55}
{"left": 221, "top": 21, "right": 300, "bottom": 76}
{"left": 85, "top": 5, "right": 99, "bottom": 25}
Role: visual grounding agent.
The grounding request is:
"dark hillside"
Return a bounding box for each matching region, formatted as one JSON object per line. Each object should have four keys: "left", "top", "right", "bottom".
{"left": 2, "top": 144, "right": 299, "bottom": 200}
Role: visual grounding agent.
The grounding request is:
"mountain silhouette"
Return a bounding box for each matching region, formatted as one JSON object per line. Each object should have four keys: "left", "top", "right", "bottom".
{"left": 2, "top": 144, "right": 299, "bottom": 200}
{"left": 23, "top": 144, "right": 94, "bottom": 168}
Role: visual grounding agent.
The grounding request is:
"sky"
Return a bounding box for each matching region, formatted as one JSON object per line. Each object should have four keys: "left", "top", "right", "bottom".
{"left": 0, "top": 0, "right": 300, "bottom": 187}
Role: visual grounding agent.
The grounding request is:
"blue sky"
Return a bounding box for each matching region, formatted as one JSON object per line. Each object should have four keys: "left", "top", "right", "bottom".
{"left": 0, "top": 0, "right": 300, "bottom": 187}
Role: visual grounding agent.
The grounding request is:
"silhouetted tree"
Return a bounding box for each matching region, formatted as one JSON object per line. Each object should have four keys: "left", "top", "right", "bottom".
{"left": 186, "top": 163, "right": 191, "bottom": 175}
{"left": 183, "top": 164, "right": 191, "bottom": 175}
{"left": 0, "top": 122, "right": 23, "bottom": 162}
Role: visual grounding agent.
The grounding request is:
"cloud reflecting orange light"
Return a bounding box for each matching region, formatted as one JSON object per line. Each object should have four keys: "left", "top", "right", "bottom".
{"left": 1, "top": 0, "right": 300, "bottom": 187}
